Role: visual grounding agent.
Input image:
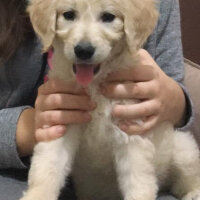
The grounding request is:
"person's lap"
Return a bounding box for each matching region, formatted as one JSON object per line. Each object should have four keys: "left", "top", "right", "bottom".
{"left": 157, "top": 194, "right": 178, "bottom": 200}
{"left": 0, "top": 169, "right": 27, "bottom": 200}
{"left": 0, "top": 171, "right": 178, "bottom": 200}
{"left": 0, "top": 169, "right": 76, "bottom": 200}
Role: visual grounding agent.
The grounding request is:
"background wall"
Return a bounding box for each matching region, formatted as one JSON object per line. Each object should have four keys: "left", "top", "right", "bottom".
{"left": 179, "top": 0, "right": 200, "bottom": 65}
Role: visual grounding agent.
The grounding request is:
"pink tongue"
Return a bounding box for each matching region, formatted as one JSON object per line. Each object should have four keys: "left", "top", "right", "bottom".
{"left": 75, "top": 64, "right": 94, "bottom": 86}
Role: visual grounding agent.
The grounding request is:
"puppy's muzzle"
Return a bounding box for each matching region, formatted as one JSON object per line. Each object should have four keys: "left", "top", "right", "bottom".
{"left": 74, "top": 41, "right": 95, "bottom": 61}
{"left": 73, "top": 41, "right": 100, "bottom": 86}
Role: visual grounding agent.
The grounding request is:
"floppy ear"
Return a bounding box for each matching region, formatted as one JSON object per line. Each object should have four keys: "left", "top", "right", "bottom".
{"left": 123, "top": 0, "right": 159, "bottom": 54}
{"left": 27, "top": 0, "right": 57, "bottom": 52}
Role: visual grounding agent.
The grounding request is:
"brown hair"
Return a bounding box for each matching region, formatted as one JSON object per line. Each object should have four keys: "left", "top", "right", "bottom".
{"left": 0, "top": 0, "right": 34, "bottom": 62}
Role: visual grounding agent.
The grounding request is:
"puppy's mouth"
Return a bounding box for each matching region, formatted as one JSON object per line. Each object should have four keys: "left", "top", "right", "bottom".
{"left": 73, "top": 63, "right": 101, "bottom": 86}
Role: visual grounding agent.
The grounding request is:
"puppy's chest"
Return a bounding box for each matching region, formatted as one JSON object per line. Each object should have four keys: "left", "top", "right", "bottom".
{"left": 80, "top": 86, "right": 139, "bottom": 144}
{"left": 74, "top": 97, "right": 115, "bottom": 173}
{"left": 76, "top": 93, "right": 135, "bottom": 164}
{"left": 81, "top": 94, "right": 115, "bottom": 147}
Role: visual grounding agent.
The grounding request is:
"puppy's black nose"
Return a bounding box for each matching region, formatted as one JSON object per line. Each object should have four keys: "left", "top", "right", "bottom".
{"left": 74, "top": 42, "right": 95, "bottom": 60}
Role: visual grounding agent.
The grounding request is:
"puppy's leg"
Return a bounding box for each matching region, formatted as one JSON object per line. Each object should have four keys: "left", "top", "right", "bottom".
{"left": 114, "top": 136, "right": 158, "bottom": 200}
{"left": 171, "top": 131, "right": 200, "bottom": 200}
{"left": 20, "top": 130, "right": 80, "bottom": 200}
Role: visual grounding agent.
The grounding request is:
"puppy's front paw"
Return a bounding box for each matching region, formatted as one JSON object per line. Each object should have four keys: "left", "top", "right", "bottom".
{"left": 182, "top": 190, "right": 200, "bottom": 200}
{"left": 19, "top": 190, "right": 57, "bottom": 200}
{"left": 19, "top": 195, "right": 43, "bottom": 200}
{"left": 124, "top": 192, "right": 156, "bottom": 200}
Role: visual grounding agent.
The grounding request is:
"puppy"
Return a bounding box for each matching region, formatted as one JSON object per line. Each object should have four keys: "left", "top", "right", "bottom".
{"left": 20, "top": 0, "right": 200, "bottom": 200}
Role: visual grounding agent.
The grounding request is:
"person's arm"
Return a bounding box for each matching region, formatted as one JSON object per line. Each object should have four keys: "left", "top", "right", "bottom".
{"left": 0, "top": 106, "right": 31, "bottom": 169}
{"left": 152, "top": 0, "right": 184, "bottom": 83}
{"left": 0, "top": 36, "right": 44, "bottom": 168}
{"left": 101, "top": 49, "right": 186, "bottom": 135}
{"left": 100, "top": 0, "right": 191, "bottom": 134}
{"left": 0, "top": 78, "right": 96, "bottom": 170}
{"left": 16, "top": 108, "right": 36, "bottom": 157}
{"left": 151, "top": 0, "right": 193, "bottom": 130}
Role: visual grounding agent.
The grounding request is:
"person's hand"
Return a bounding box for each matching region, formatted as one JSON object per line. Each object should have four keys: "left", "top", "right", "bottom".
{"left": 16, "top": 78, "right": 95, "bottom": 156}
{"left": 34, "top": 78, "right": 95, "bottom": 142}
{"left": 101, "top": 49, "right": 186, "bottom": 135}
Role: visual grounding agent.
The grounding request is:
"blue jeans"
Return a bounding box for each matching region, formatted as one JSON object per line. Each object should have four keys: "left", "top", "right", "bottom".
{"left": 0, "top": 168, "right": 75, "bottom": 200}
{"left": 0, "top": 170, "right": 178, "bottom": 200}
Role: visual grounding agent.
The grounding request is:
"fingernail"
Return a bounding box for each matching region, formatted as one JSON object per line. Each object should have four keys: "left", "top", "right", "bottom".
{"left": 119, "top": 124, "right": 128, "bottom": 131}
{"left": 83, "top": 88, "right": 90, "bottom": 94}
{"left": 84, "top": 113, "right": 92, "bottom": 121}
{"left": 89, "top": 101, "right": 97, "bottom": 109}
{"left": 42, "top": 125, "right": 50, "bottom": 129}
{"left": 56, "top": 126, "right": 66, "bottom": 134}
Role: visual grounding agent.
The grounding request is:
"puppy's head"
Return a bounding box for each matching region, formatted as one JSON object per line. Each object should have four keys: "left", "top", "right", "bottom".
{"left": 28, "top": 0, "right": 158, "bottom": 86}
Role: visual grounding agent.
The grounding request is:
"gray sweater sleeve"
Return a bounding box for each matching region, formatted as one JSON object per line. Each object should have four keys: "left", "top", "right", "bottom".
{"left": 157, "top": 0, "right": 193, "bottom": 131}
{"left": 0, "top": 107, "right": 31, "bottom": 169}
{"left": 0, "top": 38, "right": 44, "bottom": 169}
{"left": 145, "top": 0, "right": 193, "bottom": 131}
{"left": 155, "top": 0, "right": 184, "bottom": 82}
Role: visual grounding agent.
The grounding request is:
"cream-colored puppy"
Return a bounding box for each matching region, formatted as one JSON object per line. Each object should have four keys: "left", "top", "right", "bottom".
{"left": 20, "top": 0, "right": 200, "bottom": 200}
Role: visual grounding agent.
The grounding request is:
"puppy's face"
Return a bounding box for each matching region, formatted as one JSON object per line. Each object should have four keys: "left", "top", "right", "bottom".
{"left": 57, "top": 0, "right": 123, "bottom": 61}
{"left": 28, "top": 0, "right": 158, "bottom": 85}
{"left": 55, "top": 0, "right": 125, "bottom": 85}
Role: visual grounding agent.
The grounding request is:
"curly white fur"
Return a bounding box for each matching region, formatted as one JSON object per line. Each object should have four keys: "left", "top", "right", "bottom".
{"left": 20, "top": 0, "right": 200, "bottom": 200}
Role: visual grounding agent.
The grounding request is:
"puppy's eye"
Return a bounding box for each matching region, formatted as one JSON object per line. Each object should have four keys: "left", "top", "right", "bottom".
{"left": 63, "top": 10, "right": 76, "bottom": 21}
{"left": 101, "top": 12, "right": 115, "bottom": 23}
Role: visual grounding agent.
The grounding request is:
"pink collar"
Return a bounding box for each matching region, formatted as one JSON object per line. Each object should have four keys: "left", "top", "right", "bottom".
{"left": 44, "top": 49, "right": 54, "bottom": 82}
{"left": 47, "top": 49, "right": 54, "bottom": 69}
